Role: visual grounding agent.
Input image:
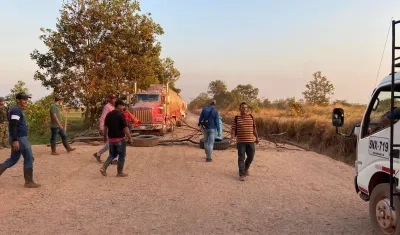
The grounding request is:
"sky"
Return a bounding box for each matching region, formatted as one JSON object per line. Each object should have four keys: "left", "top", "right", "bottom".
{"left": 1, "top": 0, "right": 400, "bottom": 105}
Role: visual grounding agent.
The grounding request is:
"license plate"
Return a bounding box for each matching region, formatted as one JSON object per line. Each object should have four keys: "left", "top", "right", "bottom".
{"left": 368, "top": 136, "right": 390, "bottom": 158}
{"left": 139, "top": 126, "right": 146, "bottom": 130}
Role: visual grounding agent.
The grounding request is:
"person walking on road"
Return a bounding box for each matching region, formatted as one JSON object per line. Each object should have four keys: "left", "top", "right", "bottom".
{"left": 198, "top": 99, "right": 220, "bottom": 162}
{"left": 0, "top": 97, "right": 10, "bottom": 149}
{"left": 100, "top": 99, "right": 133, "bottom": 177}
{"left": 0, "top": 92, "right": 41, "bottom": 188}
{"left": 49, "top": 95, "right": 76, "bottom": 155}
{"left": 93, "top": 93, "right": 117, "bottom": 162}
{"left": 230, "top": 102, "right": 260, "bottom": 181}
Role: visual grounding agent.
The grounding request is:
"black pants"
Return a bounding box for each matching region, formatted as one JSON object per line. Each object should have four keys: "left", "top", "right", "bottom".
{"left": 237, "top": 142, "right": 255, "bottom": 176}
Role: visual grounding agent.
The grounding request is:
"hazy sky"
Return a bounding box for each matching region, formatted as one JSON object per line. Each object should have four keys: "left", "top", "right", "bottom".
{"left": 1, "top": 0, "right": 400, "bottom": 104}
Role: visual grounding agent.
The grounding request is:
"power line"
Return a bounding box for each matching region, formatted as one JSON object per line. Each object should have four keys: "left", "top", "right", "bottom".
{"left": 374, "top": 17, "right": 393, "bottom": 87}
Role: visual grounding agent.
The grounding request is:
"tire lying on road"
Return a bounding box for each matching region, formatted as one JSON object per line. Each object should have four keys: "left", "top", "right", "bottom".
{"left": 199, "top": 138, "right": 230, "bottom": 150}
{"left": 131, "top": 135, "right": 159, "bottom": 147}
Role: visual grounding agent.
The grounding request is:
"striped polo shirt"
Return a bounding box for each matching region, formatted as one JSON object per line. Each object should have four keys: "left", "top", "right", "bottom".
{"left": 231, "top": 114, "right": 256, "bottom": 143}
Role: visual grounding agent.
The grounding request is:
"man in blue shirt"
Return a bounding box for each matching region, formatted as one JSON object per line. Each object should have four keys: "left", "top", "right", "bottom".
{"left": 0, "top": 92, "right": 40, "bottom": 188}
{"left": 198, "top": 99, "right": 220, "bottom": 162}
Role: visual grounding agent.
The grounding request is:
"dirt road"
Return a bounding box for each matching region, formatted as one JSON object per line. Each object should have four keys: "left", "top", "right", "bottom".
{"left": 0, "top": 113, "right": 373, "bottom": 235}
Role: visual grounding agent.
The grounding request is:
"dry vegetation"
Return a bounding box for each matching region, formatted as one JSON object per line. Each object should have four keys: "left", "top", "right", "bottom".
{"left": 195, "top": 104, "right": 367, "bottom": 165}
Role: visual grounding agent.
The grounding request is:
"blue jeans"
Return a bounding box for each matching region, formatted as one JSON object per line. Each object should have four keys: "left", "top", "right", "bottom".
{"left": 3, "top": 136, "right": 33, "bottom": 168}
{"left": 97, "top": 142, "right": 109, "bottom": 156}
{"left": 203, "top": 129, "right": 216, "bottom": 160}
{"left": 106, "top": 139, "right": 126, "bottom": 164}
{"left": 50, "top": 127, "right": 68, "bottom": 145}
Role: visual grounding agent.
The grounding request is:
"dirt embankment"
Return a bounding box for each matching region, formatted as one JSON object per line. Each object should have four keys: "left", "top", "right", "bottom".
{"left": 0, "top": 113, "right": 373, "bottom": 235}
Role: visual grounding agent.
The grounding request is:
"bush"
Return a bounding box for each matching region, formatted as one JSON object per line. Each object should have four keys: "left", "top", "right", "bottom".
{"left": 25, "top": 95, "right": 55, "bottom": 136}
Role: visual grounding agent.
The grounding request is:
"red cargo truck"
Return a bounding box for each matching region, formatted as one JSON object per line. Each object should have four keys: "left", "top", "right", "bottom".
{"left": 129, "top": 83, "right": 187, "bottom": 136}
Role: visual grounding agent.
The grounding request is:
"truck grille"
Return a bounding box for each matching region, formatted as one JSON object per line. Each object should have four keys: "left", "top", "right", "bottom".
{"left": 132, "top": 108, "right": 152, "bottom": 123}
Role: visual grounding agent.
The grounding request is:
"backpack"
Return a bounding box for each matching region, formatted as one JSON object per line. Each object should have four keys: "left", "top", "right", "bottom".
{"left": 234, "top": 114, "right": 255, "bottom": 136}
{"left": 200, "top": 107, "right": 215, "bottom": 129}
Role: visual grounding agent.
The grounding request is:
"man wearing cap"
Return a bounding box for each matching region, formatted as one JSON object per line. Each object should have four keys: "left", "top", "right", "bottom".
{"left": 0, "top": 96, "right": 10, "bottom": 149}
{"left": 49, "top": 95, "right": 76, "bottom": 155}
{"left": 198, "top": 99, "right": 220, "bottom": 162}
{"left": 0, "top": 92, "right": 40, "bottom": 188}
{"left": 100, "top": 99, "right": 133, "bottom": 177}
{"left": 93, "top": 93, "right": 117, "bottom": 162}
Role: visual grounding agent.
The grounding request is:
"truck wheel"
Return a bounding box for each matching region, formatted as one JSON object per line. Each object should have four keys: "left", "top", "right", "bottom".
{"left": 132, "top": 135, "right": 159, "bottom": 147}
{"left": 159, "top": 125, "right": 166, "bottom": 136}
{"left": 199, "top": 138, "right": 230, "bottom": 150}
{"left": 369, "top": 183, "right": 400, "bottom": 235}
{"left": 168, "top": 124, "right": 175, "bottom": 132}
{"left": 176, "top": 120, "right": 182, "bottom": 127}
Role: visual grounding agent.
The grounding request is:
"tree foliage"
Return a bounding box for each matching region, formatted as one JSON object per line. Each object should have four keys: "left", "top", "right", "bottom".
{"left": 30, "top": 0, "right": 180, "bottom": 127}
{"left": 187, "top": 92, "right": 209, "bottom": 111}
{"left": 189, "top": 80, "right": 261, "bottom": 112}
{"left": 302, "top": 71, "right": 334, "bottom": 106}
{"left": 208, "top": 80, "right": 227, "bottom": 97}
{"left": 5, "top": 80, "right": 31, "bottom": 107}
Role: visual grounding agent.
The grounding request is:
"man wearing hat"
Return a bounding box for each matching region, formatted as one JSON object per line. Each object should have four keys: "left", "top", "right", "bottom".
{"left": 0, "top": 96, "right": 9, "bottom": 149}
{"left": 49, "top": 95, "right": 76, "bottom": 155}
{"left": 0, "top": 92, "right": 40, "bottom": 188}
{"left": 93, "top": 93, "right": 117, "bottom": 163}
{"left": 100, "top": 99, "right": 133, "bottom": 177}
{"left": 198, "top": 99, "right": 221, "bottom": 162}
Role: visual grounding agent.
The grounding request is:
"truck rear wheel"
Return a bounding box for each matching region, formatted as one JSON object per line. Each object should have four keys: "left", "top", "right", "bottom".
{"left": 159, "top": 125, "right": 166, "bottom": 136}
{"left": 369, "top": 183, "right": 400, "bottom": 235}
{"left": 168, "top": 124, "right": 175, "bottom": 132}
{"left": 176, "top": 120, "right": 182, "bottom": 127}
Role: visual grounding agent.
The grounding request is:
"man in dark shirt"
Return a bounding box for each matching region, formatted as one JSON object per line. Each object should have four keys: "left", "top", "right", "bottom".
{"left": 100, "top": 99, "right": 133, "bottom": 177}
{"left": 0, "top": 92, "right": 40, "bottom": 188}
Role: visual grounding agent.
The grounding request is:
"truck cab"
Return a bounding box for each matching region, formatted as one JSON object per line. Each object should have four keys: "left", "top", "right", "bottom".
{"left": 333, "top": 72, "right": 400, "bottom": 234}
{"left": 129, "top": 84, "right": 187, "bottom": 135}
{"left": 130, "top": 91, "right": 168, "bottom": 134}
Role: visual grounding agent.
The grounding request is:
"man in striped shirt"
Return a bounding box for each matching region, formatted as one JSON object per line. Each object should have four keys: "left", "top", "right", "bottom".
{"left": 230, "top": 102, "right": 259, "bottom": 181}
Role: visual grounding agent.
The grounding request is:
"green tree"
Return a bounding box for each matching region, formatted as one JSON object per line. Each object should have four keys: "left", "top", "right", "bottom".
{"left": 231, "top": 84, "right": 259, "bottom": 103}
{"left": 157, "top": 57, "right": 181, "bottom": 94}
{"left": 188, "top": 92, "right": 209, "bottom": 111}
{"left": 26, "top": 94, "right": 56, "bottom": 136}
{"left": 302, "top": 71, "right": 334, "bottom": 106}
{"left": 262, "top": 98, "right": 271, "bottom": 108}
{"left": 30, "top": 0, "right": 176, "bottom": 127}
{"left": 5, "top": 80, "right": 31, "bottom": 107}
{"left": 208, "top": 80, "right": 228, "bottom": 97}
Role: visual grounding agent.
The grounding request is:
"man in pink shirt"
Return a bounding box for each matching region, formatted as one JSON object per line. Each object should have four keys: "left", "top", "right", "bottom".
{"left": 93, "top": 94, "right": 117, "bottom": 162}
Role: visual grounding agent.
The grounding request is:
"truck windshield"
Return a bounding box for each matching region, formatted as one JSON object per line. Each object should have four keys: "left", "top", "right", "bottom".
{"left": 362, "top": 85, "right": 400, "bottom": 137}
{"left": 137, "top": 94, "right": 160, "bottom": 102}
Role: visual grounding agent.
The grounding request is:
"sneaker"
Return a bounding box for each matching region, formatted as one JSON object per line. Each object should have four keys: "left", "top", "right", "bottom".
{"left": 239, "top": 175, "right": 245, "bottom": 181}
{"left": 206, "top": 158, "right": 213, "bottom": 162}
{"left": 245, "top": 168, "right": 250, "bottom": 176}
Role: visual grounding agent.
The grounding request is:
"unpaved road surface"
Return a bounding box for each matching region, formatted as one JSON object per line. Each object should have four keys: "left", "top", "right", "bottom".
{"left": 0, "top": 113, "right": 373, "bottom": 234}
